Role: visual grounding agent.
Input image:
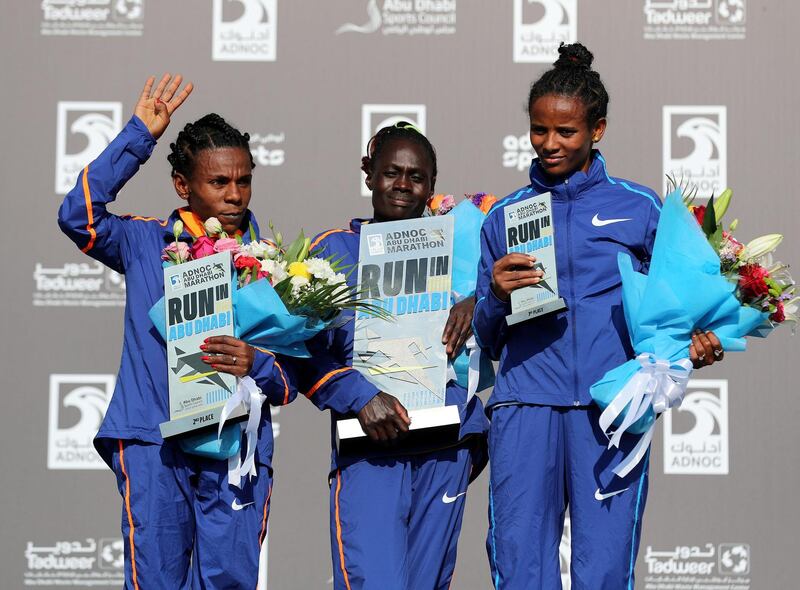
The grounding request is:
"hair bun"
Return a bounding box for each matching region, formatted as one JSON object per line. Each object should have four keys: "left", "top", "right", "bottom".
{"left": 553, "top": 42, "right": 594, "bottom": 71}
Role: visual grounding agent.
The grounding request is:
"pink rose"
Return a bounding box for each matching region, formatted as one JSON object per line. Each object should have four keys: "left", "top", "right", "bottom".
{"left": 214, "top": 237, "right": 240, "bottom": 254}
{"left": 161, "top": 241, "right": 191, "bottom": 263}
{"left": 191, "top": 236, "right": 216, "bottom": 259}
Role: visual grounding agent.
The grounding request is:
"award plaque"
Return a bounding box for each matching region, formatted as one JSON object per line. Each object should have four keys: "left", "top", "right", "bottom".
{"left": 336, "top": 215, "right": 461, "bottom": 454}
{"left": 504, "top": 191, "right": 567, "bottom": 326}
{"left": 159, "top": 252, "right": 246, "bottom": 439}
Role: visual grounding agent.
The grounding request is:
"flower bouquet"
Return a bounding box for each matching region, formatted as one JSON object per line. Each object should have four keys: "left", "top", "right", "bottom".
{"left": 426, "top": 193, "right": 498, "bottom": 398}
{"left": 590, "top": 186, "right": 795, "bottom": 485}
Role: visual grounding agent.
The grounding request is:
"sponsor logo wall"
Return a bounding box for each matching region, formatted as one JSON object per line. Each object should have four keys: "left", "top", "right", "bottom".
{"left": 513, "top": 0, "right": 577, "bottom": 63}
{"left": 643, "top": 0, "right": 746, "bottom": 40}
{"left": 336, "top": 0, "right": 457, "bottom": 36}
{"left": 212, "top": 0, "right": 277, "bottom": 61}
{"left": 24, "top": 538, "right": 125, "bottom": 586}
{"left": 41, "top": 0, "right": 144, "bottom": 37}
{"left": 643, "top": 542, "right": 751, "bottom": 589}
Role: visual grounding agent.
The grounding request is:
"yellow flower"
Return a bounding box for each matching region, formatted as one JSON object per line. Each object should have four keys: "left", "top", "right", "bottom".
{"left": 287, "top": 261, "right": 311, "bottom": 280}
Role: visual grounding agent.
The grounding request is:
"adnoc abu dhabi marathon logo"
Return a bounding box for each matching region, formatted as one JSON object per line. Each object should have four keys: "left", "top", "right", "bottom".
{"left": 643, "top": 542, "right": 750, "bottom": 589}
{"left": 502, "top": 133, "right": 535, "bottom": 172}
{"left": 360, "top": 104, "right": 426, "bottom": 196}
{"left": 336, "top": 0, "right": 456, "bottom": 36}
{"left": 24, "top": 537, "right": 125, "bottom": 586}
{"left": 33, "top": 260, "right": 126, "bottom": 308}
{"left": 56, "top": 102, "right": 122, "bottom": 195}
{"left": 213, "top": 0, "right": 277, "bottom": 61}
{"left": 663, "top": 379, "right": 729, "bottom": 475}
{"left": 643, "top": 0, "right": 745, "bottom": 41}
{"left": 513, "top": 0, "right": 576, "bottom": 63}
{"left": 41, "top": 0, "right": 144, "bottom": 37}
{"left": 663, "top": 105, "right": 726, "bottom": 199}
{"left": 48, "top": 374, "right": 114, "bottom": 470}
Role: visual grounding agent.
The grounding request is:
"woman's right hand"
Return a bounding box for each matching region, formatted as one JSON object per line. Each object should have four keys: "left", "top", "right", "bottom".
{"left": 357, "top": 392, "right": 411, "bottom": 445}
{"left": 134, "top": 74, "right": 193, "bottom": 140}
{"left": 491, "top": 253, "right": 545, "bottom": 301}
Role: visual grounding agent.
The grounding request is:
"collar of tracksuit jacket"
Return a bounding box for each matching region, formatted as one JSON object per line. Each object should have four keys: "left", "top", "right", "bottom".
{"left": 527, "top": 149, "right": 608, "bottom": 200}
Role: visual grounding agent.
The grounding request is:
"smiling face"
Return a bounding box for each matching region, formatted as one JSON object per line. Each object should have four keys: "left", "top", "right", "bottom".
{"left": 367, "top": 138, "right": 435, "bottom": 223}
{"left": 529, "top": 93, "right": 606, "bottom": 179}
{"left": 172, "top": 146, "right": 253, "bottom": 234}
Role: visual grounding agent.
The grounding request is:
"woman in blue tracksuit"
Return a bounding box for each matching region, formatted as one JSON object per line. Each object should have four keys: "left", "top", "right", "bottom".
{"left": 58, "top": 74, "right": 364, "bottom": 589}
{"left": 307, "top": 123, "right": 489, "bottom": 590}
{"left": 474, "top": 44, "right": 724, "bottom": 589}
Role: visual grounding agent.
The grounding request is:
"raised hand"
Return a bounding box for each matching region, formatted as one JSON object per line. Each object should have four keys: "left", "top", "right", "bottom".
{"left": 357, "top": 392, "right": 412, "bottom": 445}
{"left": 134, "top": 74, "right": 193, "bottom": 140}
{"left": 442, "top": 296, "right": 475, "bottom": 360}
{"left": 491, "top": 253, "right": 545, "bottom": 301}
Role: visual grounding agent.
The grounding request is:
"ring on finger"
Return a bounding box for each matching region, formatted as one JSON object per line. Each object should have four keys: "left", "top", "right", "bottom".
{"left": 713, "top": 349, "right": 723, "bottom": 359}
{"left": 232, "top": 356, "right": 237, "bottom": 365}
{"left": 697, "top": 354, "right": 705, "bottom": 362}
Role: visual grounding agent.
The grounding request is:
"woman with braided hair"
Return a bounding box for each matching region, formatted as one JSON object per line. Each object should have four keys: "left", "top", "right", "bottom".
{"left": 474, "top": 43, "right": 724, "bottom": 588}
{"left": 305, "top": 122, "right": 489, "bottom": 589}
{"left": 58, "top": 74, "right": 366, "bottom": 588}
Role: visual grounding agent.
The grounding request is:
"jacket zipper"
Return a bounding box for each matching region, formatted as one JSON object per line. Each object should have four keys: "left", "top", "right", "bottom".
{"left": 564, "top": 178, "right": 580, "bottom": 406}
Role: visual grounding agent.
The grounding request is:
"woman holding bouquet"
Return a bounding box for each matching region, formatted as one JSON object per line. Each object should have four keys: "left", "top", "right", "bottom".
{"left": 305, "top": 123, "right": 489, "bottom": 590}
{"left": 473, "top": 43, "right": 724, "bottom": 589}
{"left": 57, "top": 74, "right": 363, "bottom": 589}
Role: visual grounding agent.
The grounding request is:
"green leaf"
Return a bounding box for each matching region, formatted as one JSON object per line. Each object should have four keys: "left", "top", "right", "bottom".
{"left": 282, "top": 231, "right": 307, "bottom": 263}
{"left": 702, "top": 195, "right": 718, "bottom": 237}
{"left": 713, "top": 188, "right": 732, "bottom": 221}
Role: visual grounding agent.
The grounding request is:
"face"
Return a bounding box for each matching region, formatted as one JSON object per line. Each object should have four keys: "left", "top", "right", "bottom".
{"left": 367, "top": 138, "right": 435, "bottom": 223}
{"left": 173, "top": 147, "right": 253, "bottom": 234}
{"left": 529, "top": 94, "right": 606, "bottom": 178}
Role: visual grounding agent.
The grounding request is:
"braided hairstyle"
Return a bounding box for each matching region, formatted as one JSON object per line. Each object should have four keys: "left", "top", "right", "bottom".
{"left": 527, "top": 43, "right": 609, "bottom": 128}
{"left": 167, "top": 113, "right": 254, "bottom": 178}
{"left": 361, "top": 122, "right": 438, "bottom": 190}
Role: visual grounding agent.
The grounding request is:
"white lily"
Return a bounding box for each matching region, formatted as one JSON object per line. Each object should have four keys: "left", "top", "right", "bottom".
{"left": 743, "top": 234, "right": 783, "bottom": 261}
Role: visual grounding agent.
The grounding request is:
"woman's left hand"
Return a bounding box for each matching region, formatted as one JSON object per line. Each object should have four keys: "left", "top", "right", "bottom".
{"left": 201, "top": 336, "right": 255, "bottom": 378}
{"left": 442, "top": 297, "right": 475, "bottom": 360}
{"left": 689, "top": 330, "right": 724, "bottom": 369}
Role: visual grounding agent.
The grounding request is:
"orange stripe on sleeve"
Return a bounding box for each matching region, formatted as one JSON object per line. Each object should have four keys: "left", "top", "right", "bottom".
{"left": 334, "top": 470, "right": 352, "bottom": 590}
{"left": 309, "top": 229, "right": 352, "bottom": 252}
{"left": 80, "top": 166, "right": 97, "bottom": 253}
{"left": 305, "top": 368, "right": 352, "bottom": 399}
{"left": 118, "top": 440, "right": 140, "bottom": 590}
{"left": 253, "top": 347, "right": 291, "bottom": 405}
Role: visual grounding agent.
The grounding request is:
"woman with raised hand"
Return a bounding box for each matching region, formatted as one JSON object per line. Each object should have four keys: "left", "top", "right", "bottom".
{"left": 474, "top": 44, "right": 724, "bottom": 589}
{"left": 305, "top": 123, "right": 489, "bottom": 590}
{"left": 59, "top": 74, "right": 303, "bottom": 588}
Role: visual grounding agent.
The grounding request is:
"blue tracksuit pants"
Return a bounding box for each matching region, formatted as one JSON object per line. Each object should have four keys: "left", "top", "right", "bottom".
{"left": 330, "top": 444, "right": 473, "bottom": 590}
{"left": 106, "top": 439, "right": 272, "bottom": 589}
{"left": 487, "top": 405, "right": 649, "bottom": 590}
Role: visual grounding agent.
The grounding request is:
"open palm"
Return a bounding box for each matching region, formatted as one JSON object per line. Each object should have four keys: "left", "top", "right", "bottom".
{"left": 134, "top": 74, "right": 193, "bottom": 140}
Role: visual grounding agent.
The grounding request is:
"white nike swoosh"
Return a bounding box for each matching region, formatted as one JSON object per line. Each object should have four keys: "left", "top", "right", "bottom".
{"left": 592, "top": 214, "right": 632, "bottom": 227}
{"left": 231, "top": 499, "right": 255, "bottom": 511}
{"left": 594, "top": 488, "right": 629, "bottom": 501}
{"left": 442, "top": 491, "right": 467, "bottom": 504}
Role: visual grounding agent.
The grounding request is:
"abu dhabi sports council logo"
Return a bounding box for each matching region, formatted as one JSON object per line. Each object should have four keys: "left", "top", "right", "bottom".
{"left": 249, "top": 132, "right": 286, "bottom": 167}
{"left": 335, "top": 0, "right": 456, "bottom": 36}
{"left": 663, "top": 106, "right": 726, "bottom": 199}
{"left": 55, "top": 102, "right": 122, "bottom": 195}
{"left": 559, "top": 516, "right": 571, "bottom": 589}
{"left": 513, "top": 0, "right": 576, "bottom": 63}
{"left": 502, "top": 133, "right": 535, "bottom": 172}
{"left": 663, "top": 379, "right": 729, "bottom": 475}
{"left": 48, "top": 374, "right": 114, "bottom": 470}
{"left": 643, "top": 0, "right": 746, "bottom": 40}
{"left": 41, "top": 0, "right": 144, "bottom": 37}
{"left": 360, "top": 104, "right": 426, "bottom": 196}
{"left": 33, "top": 260, "right": 126, "bottom": 308}
{"left": 212, "top": 0, "right": 277, "bottom": 62}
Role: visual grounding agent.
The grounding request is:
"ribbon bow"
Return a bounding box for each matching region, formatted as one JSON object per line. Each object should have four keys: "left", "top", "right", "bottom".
{"left": 219, "top": 376, "right": 267, "bottom": 488}
{"left": 598, "top": 353, "right": 693, "bottom": 480}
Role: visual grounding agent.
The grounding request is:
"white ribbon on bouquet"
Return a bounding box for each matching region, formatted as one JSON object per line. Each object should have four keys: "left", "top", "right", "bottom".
{"left": 219, "top": 376, "right": 266, "bottom": 488}
{"left": 598, "top": 353, "right": 693, "bottom": 481}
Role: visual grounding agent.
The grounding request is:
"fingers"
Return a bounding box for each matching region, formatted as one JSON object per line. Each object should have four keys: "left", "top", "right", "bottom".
{"left": 139, "top": 76, "right": 155, "bottom": 103}
{"left": 706, "top": 331, "right": 724, "bottom": 361}
{"left": 392, "top": 399, "right": 411, "bottom": 428}
{"left": 690, "top": 330, "right": 722, "bottom": 368}
{"left": 441, "top": 313, "right": 457, "bottom": 346}
{"left": 151, "top": 73, "right": 171, "bottom": 99}
{"left": 170, "top": 82, "right": 194, "bottom": 112}
{"left": 161, "top": 74, "right": 182, "bottom": 103}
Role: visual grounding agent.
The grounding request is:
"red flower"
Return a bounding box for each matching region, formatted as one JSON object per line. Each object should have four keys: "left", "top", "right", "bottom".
{"left": 770, "top": 300, "right": 785, "bottom": 323}
{"left": 738, "top": 264, "right": 770, "bottom": 300}
{"left": 234, "top": 255, "right": 261, "bottom": 272}
{"left": 190, "top": 236, "right": 216, "bottom": 259}
{"left": 691, "top": 205, "right": 706, "bottom": 226}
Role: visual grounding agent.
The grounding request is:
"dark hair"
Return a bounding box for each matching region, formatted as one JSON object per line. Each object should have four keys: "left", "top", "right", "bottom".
{"left": 527, "top": 42, "right": 609, "bottom": 127}
{"left": 361, "top": 122, "right": 438, "bottom": 188}
{"left": 167, "top": 113, "right": 254, "bottom": 178}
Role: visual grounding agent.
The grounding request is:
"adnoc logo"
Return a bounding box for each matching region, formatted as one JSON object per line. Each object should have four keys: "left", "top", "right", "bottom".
{"left": 212, "top": 0, "right": 277, "bottom": 62}
{"left": 643, "top": 0, "right": 746, "bottom": 40}
{"left": 55, "top": 102, "right": 122, "bottom": 195}
{"left": 663, "top": 379, "right": 729, "bottom": 475}
{"left": 662, "top": 105, "right": 726, "bottom": 199}
{"left": 335, "top": 0, "right": 456, "bottom": 36}
{"left": 513, "top": 0, "right": 577, "bottom": 63}
{"left": 360, "top": 104, "right": 427, "bottom": 196}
